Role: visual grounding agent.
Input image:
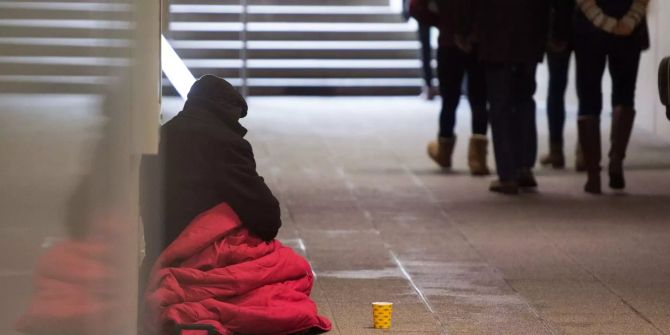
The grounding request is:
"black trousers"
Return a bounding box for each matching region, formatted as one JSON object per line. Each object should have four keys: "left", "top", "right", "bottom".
{"left": 546, "top": 49, "right": 572, "bottom": 145}
{"left": 437, "top": 46, "right": 488, "bottom": 137}
{"left": 487, "top": 62, "right": 538, "bottom": 182}
{"left": 575, "top": 35, "right": 642, "bottom": 116}
{"left": 418, "top": 23, "right": 434, "bottom": 87}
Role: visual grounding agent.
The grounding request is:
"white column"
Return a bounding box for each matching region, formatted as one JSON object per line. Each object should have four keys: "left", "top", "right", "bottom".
{"left": 650, "top": 1, "right": 670, "bottom": 139}
{"left": 132, "top": 0, "right": 161, "bottom": 155}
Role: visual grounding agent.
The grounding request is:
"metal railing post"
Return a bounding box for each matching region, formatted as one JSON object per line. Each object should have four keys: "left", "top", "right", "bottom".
{"left": 240, "top": 0, "right": 249, "bottom": 97}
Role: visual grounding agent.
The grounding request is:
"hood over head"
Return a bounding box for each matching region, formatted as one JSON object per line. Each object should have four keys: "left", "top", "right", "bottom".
{"left": 186, "top": 75, "right": 248, "bottom": 121}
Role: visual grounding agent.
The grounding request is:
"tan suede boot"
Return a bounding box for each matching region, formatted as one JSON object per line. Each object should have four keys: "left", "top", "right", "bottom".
{"left": 468, "top": 135, "right": 490, "bottom": 176}
{"left": 539, "top": 142, "right": 565, "bottom": 169}
{"left": 427, "top": 136, "right": 456, "bottom": 168}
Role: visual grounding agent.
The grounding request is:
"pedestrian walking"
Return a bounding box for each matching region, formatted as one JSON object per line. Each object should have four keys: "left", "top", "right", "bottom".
{"left": 411, "top": 0, "right": 490, "bottom": 175}
{"left": 574, "top": 0, "right": 650, "bottom": 194}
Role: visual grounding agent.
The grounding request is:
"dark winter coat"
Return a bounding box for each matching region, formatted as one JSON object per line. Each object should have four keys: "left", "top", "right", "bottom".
{"left": 409, "top": 0, "right": 460, "bottom": 48}
{"left": 157, "top": 75, "right": 281, "bottom": 251}
{"left": 549, "top": 0, "right": 575, "bottom": 47}
{"left": 458, "top": 0, "right": 563, "bottom": 63}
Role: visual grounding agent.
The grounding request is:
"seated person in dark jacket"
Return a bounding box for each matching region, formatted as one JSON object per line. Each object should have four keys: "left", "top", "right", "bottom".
{"left": 143, "top": 75, "right": 281, "bottom": 266}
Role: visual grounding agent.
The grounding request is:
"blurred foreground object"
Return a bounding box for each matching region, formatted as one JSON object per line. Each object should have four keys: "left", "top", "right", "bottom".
{"left": 660, "top": 56, "right": 670, "bottom": 120}
{"left": 15, "top": 79, "right": 147, "bottom": 334}
{"left": 2, "top": 0, "right": 159, "bottom": 334}
{"left": 15, "top": 208, "right": 130, "bottom": 334}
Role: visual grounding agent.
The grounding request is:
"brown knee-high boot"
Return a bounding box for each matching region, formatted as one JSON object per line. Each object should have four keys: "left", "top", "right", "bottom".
{"left": 578, "top": 116, "right": 602, "bottom": 194}
{"left": 609, "top": 106, "right": 635, "bottom": 189}
{"left": 575, "top": 140, "right": 586, "bottom": 172}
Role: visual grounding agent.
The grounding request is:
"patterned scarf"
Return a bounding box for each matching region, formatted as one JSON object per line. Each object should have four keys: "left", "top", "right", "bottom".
{"left": 576, "top": 0, "right": 649, "bottom": 34}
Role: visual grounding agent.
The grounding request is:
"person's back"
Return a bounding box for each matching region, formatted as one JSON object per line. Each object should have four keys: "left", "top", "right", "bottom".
{"left": 475, "top": 0, "right": 551, "bottom": 64}
{"left": 411, "top": 0, "right": 492, "bottom": 176}
{"left": 572, "top": 0, "right": 650, "bottom": 194}
{"left": 457, "top": 0, "right": 560, "bottom": 194}
{"left": 156, "top": 75, "right": 281, "bottom": 253}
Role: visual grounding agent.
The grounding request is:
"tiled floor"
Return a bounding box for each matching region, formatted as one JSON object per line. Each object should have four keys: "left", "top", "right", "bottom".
{"left": 2, "top": 95, "right": 670, "bottom": 335}
{"left": 212, "top": 96, "right": 670, "bottom": 335}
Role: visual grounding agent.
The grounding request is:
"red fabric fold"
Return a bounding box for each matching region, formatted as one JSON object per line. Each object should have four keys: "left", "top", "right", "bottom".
{"left": 144, "top": 203, "right": 331, "bottom": 335}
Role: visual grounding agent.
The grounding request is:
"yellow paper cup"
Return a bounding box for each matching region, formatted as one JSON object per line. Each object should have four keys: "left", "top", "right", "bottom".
{"left": 372, "top": 302, "right": 393, "bottom": 329}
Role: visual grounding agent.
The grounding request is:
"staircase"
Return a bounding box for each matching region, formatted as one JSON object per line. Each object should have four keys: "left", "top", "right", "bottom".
{"left": 0, "top": 0, "right": 427, "bottom": 96}
{"left": 166, "top": 0, "right": 425, "bottom": 96}
{"left": 0, "top": 0, "right": 132, "bottom": 94}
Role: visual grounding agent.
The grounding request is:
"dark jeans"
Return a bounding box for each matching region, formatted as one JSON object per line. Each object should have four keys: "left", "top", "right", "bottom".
{"left": 487, "top": 62, "right": 538, "bottom": 182}
{"left": 546, "top": 49, "right": 572, "bottom": 145}
{"left": 418, "top": 23, "right": 434, "bottom": 87}
{"left": 575, "top": 35, "right": 642, "bottom": 116}
{"left": 438, "top": 46, "right": 488, "bottom": 137}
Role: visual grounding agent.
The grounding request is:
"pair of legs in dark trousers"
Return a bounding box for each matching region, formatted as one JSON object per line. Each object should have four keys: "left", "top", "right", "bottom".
{"left": 576, "top": 42, "right": 640, "bottom": 117}
{"left": 487, "top": 62, "right": 538, "bottom": 189}
{"left": 575, "top": 34, "right": 641, "bottom": 193}
{"left": 418, "top": 23, "right": 434, "bottom": 88}
{"left": 437, "top": 46, "right": 488, "bottom": 138}
{"left": 427, "top": 46, "right": 489, "bottom": 175}
{"left": 546, "top": 49, "right": 571, "bottom": 147}
{"left": 541, "top": 48, "right": 577, "bottom": 169}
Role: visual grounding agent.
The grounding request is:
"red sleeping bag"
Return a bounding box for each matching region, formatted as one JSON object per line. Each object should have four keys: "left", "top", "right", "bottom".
{"left": 144, "top": 203, "right": 332, "bottom": 335}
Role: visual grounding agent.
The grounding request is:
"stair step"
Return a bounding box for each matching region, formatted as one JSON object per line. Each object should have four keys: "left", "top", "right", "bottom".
{"left": 171, "top": 12, "right": 403, "bottom": 23}
{"left": 163, "top": 77, "right": 423, "bottom": 86}
{"left": 170, "top": 21, "right": 415, "bottom": 33}
{"left": 0, "top": 42, "right": 126, "bottom": 57}
{"left": 0, "top": 75, "right": 105, "bottom": 94}
{"left": 0, "top": 24, "right": 131, "bottom": 39}
{"left": 0, "top": 37, "right": 129, "bottom": 47}
{"left": 171, "top": 0, "right": 390, "bottom": 6}
{"left": 0, "top": 66, "right": 110, "bottom": 76}
{"left": 3, "top": 0, "right": 425, "bottom": 95}
{"left": 186, "top": 67, "right": 422, "bottom": 79}
{"left": 183, "top": 58, "right": 423, "bottom": 71}
{"left": 170, "top": 30, "right": 417, "bottom": 41}
{"left": 177, "top": 49, "right": 419, "bottom": 60}
{"left": 171, "top": 4, "right": 397, "bottom": 14}
{"left": 171, "top": 40, "right": 421, "bottom": 49}
{"left": 0, "top": 58, "right": 121, "bottom": 76}
{"left": 162, "top": 84, "right": 421, "bottom": 96}
{"left": 0, "top": 10, "right": 129, "bottom": 21}
{"left": 169, "top": 4, "right": 403, "bottom": 21}
{"left": 0, "top": 56, "right": 127, "bottom": 66}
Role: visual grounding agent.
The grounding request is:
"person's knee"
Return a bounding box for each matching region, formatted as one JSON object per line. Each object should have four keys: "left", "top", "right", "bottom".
{"left": 578, "top": 103, "right": 602, "bottom": 117}
{"left": 611, "top": 84, "right": 636, "bottom": 109}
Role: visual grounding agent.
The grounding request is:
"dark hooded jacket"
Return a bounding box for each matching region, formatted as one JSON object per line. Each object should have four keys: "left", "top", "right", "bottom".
{"left": 409, "top": 0, "right": 461, "bottom": 48}
{"left": 155, "top": 75, "right": 281, "bottom": 252}
{"left": 457, "top": 0, "right": 568, "bottom": 63}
